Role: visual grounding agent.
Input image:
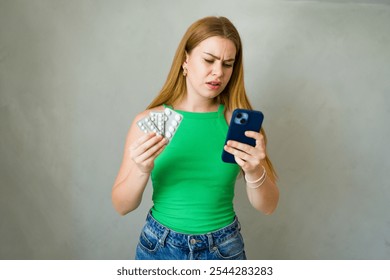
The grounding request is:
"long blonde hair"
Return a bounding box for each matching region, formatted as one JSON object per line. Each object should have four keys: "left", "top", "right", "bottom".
{"left": 147, "top": 16, "right": 277, "bottom": 179}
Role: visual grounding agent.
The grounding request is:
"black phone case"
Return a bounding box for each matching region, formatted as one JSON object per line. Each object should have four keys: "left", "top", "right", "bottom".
{"left": 221, "top": 109, "right": 264, "bottom": 164}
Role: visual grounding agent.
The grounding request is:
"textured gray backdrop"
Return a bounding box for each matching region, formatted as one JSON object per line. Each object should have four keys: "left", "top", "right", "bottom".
{"left": 1, "top": 0, "right": 390, "bottom": 259}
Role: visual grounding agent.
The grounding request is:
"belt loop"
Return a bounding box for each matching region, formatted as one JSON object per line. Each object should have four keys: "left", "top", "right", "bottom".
{"left": 207, "top": 234, "right": 216, "bottom": 252}
{"left": 159, "top": 228, "right": 169, "bottom": 247}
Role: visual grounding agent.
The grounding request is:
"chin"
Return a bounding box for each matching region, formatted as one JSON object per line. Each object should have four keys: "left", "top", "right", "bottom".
{"left": 203, "top": 90, "right": 223, "bottom": 99}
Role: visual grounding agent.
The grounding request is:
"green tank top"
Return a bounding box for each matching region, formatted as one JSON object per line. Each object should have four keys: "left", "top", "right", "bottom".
{"left": 150, "top": 104, "right": 240, "bottom": 234}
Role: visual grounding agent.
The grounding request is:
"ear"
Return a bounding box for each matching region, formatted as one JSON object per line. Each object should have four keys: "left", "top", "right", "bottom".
{"left": 182, "top": 51, "right": 189, "bottom": 68}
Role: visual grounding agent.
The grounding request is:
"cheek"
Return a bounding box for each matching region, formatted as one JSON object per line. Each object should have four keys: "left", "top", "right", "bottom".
{"left": 187, "top": 61, "right": 199, "bottom": 75}
{"left": 190, "top": 62, "right": 211, "bottom": 80}
{"left": 224, "top": 69, "right": 234, "bottom": 83}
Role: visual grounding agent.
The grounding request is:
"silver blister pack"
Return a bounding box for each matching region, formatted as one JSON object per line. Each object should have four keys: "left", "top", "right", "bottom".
{"left": 137, "top": 116, "right": 162, "bottom": 135}
{"left": 163, "top": 108, "right": 183, "bottom": 140}
{"left": 137, "top": 108, "right": 183, "bottom": 142}
{"left": 150, "top": 111, "right": 166, "bottom": 135}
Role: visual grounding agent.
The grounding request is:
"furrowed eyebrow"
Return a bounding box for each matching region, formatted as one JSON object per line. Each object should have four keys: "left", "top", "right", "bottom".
{"left": 203, "top": 52, "right": 235, "bottom": 62}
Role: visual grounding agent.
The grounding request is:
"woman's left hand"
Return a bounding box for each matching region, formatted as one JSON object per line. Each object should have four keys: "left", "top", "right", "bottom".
{"left": 223, "top": 130, "right": 266, "bottom": 174}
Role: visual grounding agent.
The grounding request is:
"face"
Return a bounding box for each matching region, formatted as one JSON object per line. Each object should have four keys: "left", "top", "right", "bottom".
{"left": 183, "top": 36, "right": 237, "bottom": 101}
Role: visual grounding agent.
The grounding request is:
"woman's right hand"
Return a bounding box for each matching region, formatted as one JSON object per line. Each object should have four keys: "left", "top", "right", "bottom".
{"left": 130, "top": 132, "right": 167, "bottom": 174}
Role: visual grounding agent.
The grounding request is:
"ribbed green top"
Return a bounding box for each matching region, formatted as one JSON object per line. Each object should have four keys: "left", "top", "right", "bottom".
{"left": 150, "top": 104, "right": 240, "bottom": 234}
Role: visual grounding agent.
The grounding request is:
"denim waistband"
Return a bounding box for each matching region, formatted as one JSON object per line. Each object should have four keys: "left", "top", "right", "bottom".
{"left": 144, "top": 211, "right": 241, "bottom": 250}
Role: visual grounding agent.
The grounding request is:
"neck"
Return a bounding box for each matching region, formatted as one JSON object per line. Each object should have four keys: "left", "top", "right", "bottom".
{"left": 173, "top": 97, "right": 219, "bottom": 113}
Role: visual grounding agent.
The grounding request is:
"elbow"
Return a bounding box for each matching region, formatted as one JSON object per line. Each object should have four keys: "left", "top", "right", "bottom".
{"left": 115, "top": 206, "right": 130, "bottom": 216}
{"left": 261, "top": 195, "right": 279, "bottom": 215}
{"left": 263, "top": 193, "right": 280, "bottom": 215}
{"left": 252, "top": 203, "right": 278, "bottom": 215}
{"left": 112, "top": 192, "right": 140, "bottom": 216}
{"left": 113, "top": 202, "right": 138, "bottom": 216}
{"left": 118, "top": 210, "right": 130, "bottom": 216}
{"left": 261, "top": 205, "right": 278, "bottom": 215}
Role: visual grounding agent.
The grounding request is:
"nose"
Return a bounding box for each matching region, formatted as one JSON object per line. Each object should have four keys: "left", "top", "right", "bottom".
{"left": 212, "top": 63, "right": 223, "bottom": 77}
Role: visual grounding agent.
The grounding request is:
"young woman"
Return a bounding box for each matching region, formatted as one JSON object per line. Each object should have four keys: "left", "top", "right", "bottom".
{"left": 112, "top": 16, "right": 279, "bottom": 260}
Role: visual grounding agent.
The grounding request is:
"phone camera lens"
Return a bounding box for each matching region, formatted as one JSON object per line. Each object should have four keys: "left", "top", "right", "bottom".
{"left": 240, "top": 119, "right": 246, "bottom": 124}
{"left": 236, "top": 113, "right": 242, "bottom": 118}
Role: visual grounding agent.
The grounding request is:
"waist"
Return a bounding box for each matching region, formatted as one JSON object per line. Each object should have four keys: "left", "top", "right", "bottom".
{"left": 151, "top": 199, "right": 235, "bottom": 234}
{"left": 145, "top": 211, "right": 241, "bottom": 249}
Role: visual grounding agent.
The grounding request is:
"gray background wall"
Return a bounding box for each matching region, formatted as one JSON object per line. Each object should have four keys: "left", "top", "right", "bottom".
{"left": 1, "top": 0, "right": 389, "bottom": 260}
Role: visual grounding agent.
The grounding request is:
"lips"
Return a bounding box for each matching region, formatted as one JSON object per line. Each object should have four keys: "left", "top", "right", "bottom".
{"left": 206, "top": 80, "right": 222, "bottom": 90}
{"left": 207, "top": 80, "right": 221, "bottom": 86}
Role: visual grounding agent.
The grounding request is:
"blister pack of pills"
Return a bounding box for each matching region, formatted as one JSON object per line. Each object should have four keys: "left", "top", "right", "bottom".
{"left": 137, "top": 108, "right": 183, "bottom": 142}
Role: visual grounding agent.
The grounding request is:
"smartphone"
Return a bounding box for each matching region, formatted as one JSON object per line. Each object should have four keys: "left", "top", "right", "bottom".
{"left": 222, "top": 109, "right": 264, "bottom": 164}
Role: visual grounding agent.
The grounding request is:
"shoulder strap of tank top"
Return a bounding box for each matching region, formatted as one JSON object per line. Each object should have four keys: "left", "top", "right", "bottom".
{"left": 217, "top": 104, "right": 225, "bottom": 116}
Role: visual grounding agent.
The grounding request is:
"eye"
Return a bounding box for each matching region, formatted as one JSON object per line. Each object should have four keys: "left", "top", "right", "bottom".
{"left": 204, "top": 59, "right": 214, "bottom": 64}
{"left": 223, "top": 63, "right": 234, "bottom": 68}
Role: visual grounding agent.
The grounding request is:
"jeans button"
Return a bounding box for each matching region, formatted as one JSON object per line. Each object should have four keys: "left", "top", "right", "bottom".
{"left": 190, "top": 239, "right": 197, "bottom": 245}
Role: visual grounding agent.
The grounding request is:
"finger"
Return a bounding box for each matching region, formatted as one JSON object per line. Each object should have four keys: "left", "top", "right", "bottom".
{"left": 145, "top": 138, "right": 168, "bottom": 160}
{"left": 228, "top": 150, "right": 262, "bottom": 173}
{"left": 136, "top": 137, "right": 167, "bottom": 162}
{"left": 133, "top": 134, "right": 164, "bottom": 156}
{"left": 226, "top": 130, "right": 267, "bottom": 159}
{"left": 225, "top": 142, "right": 266, "bottom": 165}
{"left": 226, "top": 140, "right": 255, "bottom": 155}
{"left": 244, "top": 130, "right": 260, "bottom": 137}
{"left": 245, "top": 131, "right": 264, "bottom": 145}
{"left": 152, "top": 142, "right": 167, "bottom": 158}
{"left": 134, "top": 132, "right": 157, "bottom": 147}
{"left": 139, "top": 146, "right": 165, "bottom": 168}
{"left": 234, "top": 155, "right": 246, "bottom": 167}
{"left": 224, "top": 144, "right": 252, "bottom": 162}
{"left": 134, "top": 140, "right": 167, "bottom": 173}
{"left": 228, "top": 150, "right": 258, "bottom": 171}
{"left": 130, "top": 132, "right": 157, "bottom": 155}
{"left": 140, "top": 139, "right": 168, "bottom": 168}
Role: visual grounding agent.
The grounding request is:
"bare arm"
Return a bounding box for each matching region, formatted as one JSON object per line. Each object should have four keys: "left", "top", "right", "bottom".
{"left": 223, "top": 131, "right": 279, "bottom": 214}
{"left": 242, "top": 156, "right": 279, "bottom": 214}
{"left": 112, "top": 111, "right": 167, "bottom": 215}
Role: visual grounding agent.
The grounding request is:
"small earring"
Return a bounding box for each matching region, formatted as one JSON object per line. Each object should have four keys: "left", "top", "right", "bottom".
{"left": 183, "top": 67, "right": 188, "bottom": 77}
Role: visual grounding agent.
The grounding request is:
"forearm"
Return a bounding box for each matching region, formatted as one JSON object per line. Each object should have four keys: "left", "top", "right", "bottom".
{"left": 112, "top": 168, "right": 150, "bottom": 215}
{"left": 244, "top": 166, "right": 279, "bottom": 214}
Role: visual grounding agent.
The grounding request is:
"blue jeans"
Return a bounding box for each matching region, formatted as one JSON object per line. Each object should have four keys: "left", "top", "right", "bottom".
{"left": 135, "top": 212, "right": 247, "bottom": 260}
